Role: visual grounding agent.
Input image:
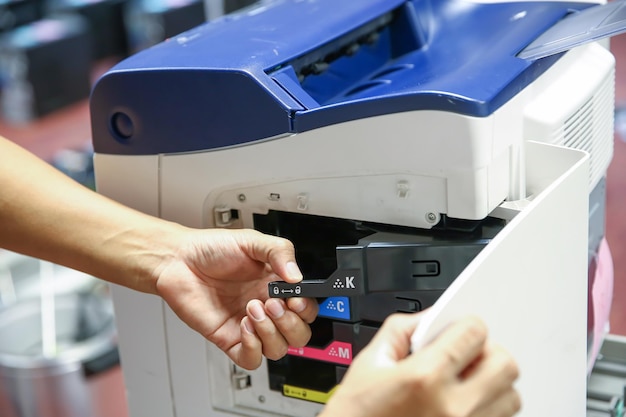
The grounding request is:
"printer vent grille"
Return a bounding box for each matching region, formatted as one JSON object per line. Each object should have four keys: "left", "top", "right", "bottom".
{"left": 556, "top": 68, "right": 615, "bottom": 189}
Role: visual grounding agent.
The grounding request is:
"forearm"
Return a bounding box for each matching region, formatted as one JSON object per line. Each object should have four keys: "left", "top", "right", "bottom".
{"left": 0, "top": 136, "right": 184, "bottom": 294}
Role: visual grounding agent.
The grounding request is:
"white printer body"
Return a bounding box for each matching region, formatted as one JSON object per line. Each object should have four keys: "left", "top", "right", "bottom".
{"left": 90, "top": 1, "right": 617, "bottom": 416}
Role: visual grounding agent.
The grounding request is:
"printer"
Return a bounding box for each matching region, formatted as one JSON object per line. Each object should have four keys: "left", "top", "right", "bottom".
{"left": 90, "top": 1, "right": 619, "bottom": 416}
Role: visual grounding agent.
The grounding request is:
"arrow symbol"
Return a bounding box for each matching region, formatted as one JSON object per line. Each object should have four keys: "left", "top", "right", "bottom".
{"left": 281, "top": 289, "right": 294, "bottom": 294}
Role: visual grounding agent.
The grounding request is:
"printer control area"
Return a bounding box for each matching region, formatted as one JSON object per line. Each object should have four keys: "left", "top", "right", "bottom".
{"left": 245, "top": 210, "right": 504, "bottom": 406}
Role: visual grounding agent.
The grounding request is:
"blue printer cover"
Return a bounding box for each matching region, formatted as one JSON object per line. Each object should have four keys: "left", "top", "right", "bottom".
{"left": 90, "top": 0, "right": 595, "bottom": 155}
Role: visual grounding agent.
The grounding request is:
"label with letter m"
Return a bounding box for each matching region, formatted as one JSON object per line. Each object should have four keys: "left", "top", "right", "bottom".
{"left": 287, "top": 341, "right": 353, "bottom": 365}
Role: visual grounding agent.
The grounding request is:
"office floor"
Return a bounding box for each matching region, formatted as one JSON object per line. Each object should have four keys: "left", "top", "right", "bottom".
{"left": 0, "top": 37, "right": 625, "bottom": 417}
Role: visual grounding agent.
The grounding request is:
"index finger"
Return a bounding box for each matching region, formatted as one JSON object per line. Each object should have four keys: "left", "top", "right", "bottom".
{"left": 418, "top": 316, "right": 488, "bottom": 376}
{"left": 365, "top": 313, "right": 423, "bottom": 363}
{"left": 238, "top": 230, "right": 303, "bottom": 283}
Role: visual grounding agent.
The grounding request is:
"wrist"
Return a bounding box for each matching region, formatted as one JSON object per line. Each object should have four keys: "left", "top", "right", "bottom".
{"left": 122, "top": 218, "right": 190, "bottom": 295}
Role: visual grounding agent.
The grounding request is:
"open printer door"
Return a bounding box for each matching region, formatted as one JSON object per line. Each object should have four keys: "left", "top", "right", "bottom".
{"left": 411, "top": 141, "right": 590, "bottom": 417}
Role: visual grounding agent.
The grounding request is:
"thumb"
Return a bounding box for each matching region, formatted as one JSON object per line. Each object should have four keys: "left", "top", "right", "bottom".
{"left": 242, "top": 230, "right": 303, "bottom": 283}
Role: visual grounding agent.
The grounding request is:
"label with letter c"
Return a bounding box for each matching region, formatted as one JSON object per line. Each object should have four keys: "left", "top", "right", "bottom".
{"left": 318, "top": 296, "right": 351, "bottom": 320}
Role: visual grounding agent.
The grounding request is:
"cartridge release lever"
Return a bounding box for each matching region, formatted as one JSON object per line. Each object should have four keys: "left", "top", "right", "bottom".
{"left": 268, "top": 268, "right": 364, "bottom": 298}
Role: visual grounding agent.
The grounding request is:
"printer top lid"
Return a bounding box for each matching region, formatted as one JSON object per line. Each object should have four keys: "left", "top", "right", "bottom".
{"left": 91, "top": 0, "right": 595, "bottom": 155}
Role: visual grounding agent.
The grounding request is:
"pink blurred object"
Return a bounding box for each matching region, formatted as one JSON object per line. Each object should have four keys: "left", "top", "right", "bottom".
{"left": 588, "top": 238, "right": 614, "bottom": 373}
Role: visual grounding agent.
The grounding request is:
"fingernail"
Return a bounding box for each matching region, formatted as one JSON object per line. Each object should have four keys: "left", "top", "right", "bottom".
{"left": 248, "top": 301, "right": 266, "bottom": 321}
{"left": 286, "top": 261, "right": 303, "bottom": 281}
{"left": 242, "top": 317, "right": 255, "bottom": 335}
{"left": 289, "top": 297, "right": 307, "bottom": 313}
{"left": 266, "top": 299, "right": 285, "bottom": 319}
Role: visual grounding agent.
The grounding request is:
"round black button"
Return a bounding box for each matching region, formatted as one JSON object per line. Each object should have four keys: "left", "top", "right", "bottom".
{"left": 111, "top": 112, "right": 134, "bottom": 139}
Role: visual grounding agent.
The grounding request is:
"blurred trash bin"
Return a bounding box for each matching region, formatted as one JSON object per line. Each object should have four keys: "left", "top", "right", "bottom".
{"left": 0, "top": 291, "right": 118, "bottom": 417}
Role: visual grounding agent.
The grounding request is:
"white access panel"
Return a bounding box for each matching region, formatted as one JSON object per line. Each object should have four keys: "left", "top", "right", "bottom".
{"left": 413, "top": 141, "right": 590, "bottom": 417}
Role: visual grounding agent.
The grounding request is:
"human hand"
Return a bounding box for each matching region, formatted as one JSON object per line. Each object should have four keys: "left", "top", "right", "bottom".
{"left": 321, "top": 314, "right": 521, "bottom": 417}
{"left": 153, "top": 228, "right": 318, "bottom": 370}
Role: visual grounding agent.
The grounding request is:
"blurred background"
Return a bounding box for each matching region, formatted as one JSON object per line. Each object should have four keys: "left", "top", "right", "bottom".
{"left": 0, "top": 1, "right": 261, "bottom": 416}
{"left": 0, "top": 0, "right": 624, "bottom": 416}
